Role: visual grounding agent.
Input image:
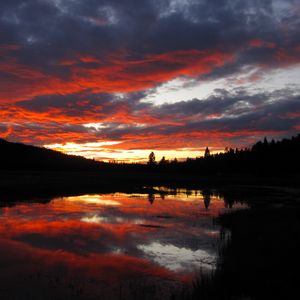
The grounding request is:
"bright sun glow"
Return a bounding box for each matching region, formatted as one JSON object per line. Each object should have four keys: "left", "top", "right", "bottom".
{"left": 44, "top": 142, "right": 222, "bottom": 163}
{"left": 64, "top": 195, "right": 121, "bottom": 206}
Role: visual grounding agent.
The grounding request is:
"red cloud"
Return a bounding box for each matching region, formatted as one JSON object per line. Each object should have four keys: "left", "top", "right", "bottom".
{"left": 0, "top": 47, "right": 234, "bottom": 103}
{"left": 1, "top": 43, "right": 299, "bottom": 106}
{"left": 0, "top": 44, "right": 298, "bottom": 155}
{"left": 106, "top": 130, "right": 281, "bottom": 151}
{"left": 74, "top": 50, "right": 234, "bottom": 93}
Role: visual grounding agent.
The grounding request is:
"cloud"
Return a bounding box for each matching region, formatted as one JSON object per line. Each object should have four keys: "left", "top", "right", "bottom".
{"left": 1, "top": 0, "right": 300, "bottom": 102}
{"left": 0, "top": 47, "right": 234, "bottom": 102}
{"left": 0, "top": 0, "right": 299, "bottom": 158}
{"left": 1, "top": 87, "right": 299, "bottom": 153}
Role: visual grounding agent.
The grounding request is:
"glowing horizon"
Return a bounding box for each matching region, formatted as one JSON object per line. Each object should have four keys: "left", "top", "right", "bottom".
{"left": 44, "top": 141, "right": 223, "bottom": 163}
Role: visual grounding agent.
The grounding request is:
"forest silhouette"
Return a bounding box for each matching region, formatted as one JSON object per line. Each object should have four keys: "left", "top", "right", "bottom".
{"left": 1, "top": 134, "right": 299, "bottom": 176}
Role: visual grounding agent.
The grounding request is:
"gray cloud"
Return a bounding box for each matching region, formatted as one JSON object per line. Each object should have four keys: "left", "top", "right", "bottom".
{"left": 1, "top": 0, "right": 299, "bottom": 72}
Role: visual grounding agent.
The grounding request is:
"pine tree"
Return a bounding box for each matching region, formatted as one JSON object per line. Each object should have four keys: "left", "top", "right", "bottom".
{"left": 148, "top": 151, "right": 156, "bottom": 165}
{"left": 204, "top": 147, "right": 210, "bottom": 158}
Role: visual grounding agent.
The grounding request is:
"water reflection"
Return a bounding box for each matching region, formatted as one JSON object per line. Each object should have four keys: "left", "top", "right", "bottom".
{"left": 0, "top": 188, "right": 246, "bottom": 299}
{"left": 201, "top": 189, "right": 211, "bottom": 210}
{"left": 137, "top": 242, "right": 215, "bottom": 271}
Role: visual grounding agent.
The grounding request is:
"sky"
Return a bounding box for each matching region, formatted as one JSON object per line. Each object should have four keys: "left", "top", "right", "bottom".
{"left": 0, "top": 0, "right": 300, "bottom": 162}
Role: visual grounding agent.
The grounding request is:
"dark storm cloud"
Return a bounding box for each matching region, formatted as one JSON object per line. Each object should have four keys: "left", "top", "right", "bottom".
{"left": 1, "top": 0, "right": 299, "bottom": 74}
{"left": 17, "top": 92, "right": 117, "bottom": 113}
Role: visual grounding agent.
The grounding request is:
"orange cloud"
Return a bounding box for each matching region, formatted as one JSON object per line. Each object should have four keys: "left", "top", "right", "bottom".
{"left": 1, "top": 44, "right": 298, "bottom": 159}
{"left": 0, "top": 47, "right": 234, "bottom": 103}
{"left": 0, "top": 58, "right": 80, "bottom": 102}
{"left": 0, "top": 124, "right": 13, "bottom": 139}
{"left": 104, "top": 129, "right": 281, "bottom": 151}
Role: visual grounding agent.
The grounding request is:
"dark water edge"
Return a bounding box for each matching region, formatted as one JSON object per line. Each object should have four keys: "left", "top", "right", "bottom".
{"left": 1, "top": 171, "right": 300, "bottom": 300}
{"left": 180, "top": 189, "right": 300, "bottom": 300}
{"left": 1, "top": 170, "right": 299, "bottom": 201}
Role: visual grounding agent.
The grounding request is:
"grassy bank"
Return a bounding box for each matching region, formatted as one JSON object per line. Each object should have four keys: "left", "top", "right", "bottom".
{"left": 184, "top": 190, "right": 300, "bottom": 300}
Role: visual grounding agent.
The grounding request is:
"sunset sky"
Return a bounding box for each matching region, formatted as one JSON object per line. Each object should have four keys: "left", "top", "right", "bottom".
{"left": 1, "top": 0, "right": 300, "bottom": 162}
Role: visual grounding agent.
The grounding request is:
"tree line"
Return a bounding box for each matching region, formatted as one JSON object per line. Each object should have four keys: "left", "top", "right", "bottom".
{"left": 146, "top": 134, "right": 300, "bottom": 175}
{"left": 1, "top": 134, "right": 299, "bottom": 176}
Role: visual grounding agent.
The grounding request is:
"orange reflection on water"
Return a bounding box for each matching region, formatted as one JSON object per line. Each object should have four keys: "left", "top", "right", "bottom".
{"left": 0, "top": 190, "right": 246, "bottom": 299}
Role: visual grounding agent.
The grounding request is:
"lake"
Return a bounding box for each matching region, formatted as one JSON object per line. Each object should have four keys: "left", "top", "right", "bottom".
{"left": 0, "top": 187, "right": 247, "bottom": 300}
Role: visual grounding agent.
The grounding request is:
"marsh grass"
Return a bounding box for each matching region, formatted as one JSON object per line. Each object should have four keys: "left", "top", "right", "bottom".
{"left": 182, "top": 203, "right": 300, "bottom": 300}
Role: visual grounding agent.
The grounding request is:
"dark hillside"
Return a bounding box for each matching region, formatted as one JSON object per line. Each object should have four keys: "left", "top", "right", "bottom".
{"left": 0, "top": 139, "right": 102, "bottom": 171}
{"left": 1, "top": 134, "right": 300, "bottom": 177}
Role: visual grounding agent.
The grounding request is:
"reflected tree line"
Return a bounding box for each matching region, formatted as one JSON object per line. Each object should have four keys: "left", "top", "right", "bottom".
{"left": 146, "top": 188, "right": 237, "bottom": 210}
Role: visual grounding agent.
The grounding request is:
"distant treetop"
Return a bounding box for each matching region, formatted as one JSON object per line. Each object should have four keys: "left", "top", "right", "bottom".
{"left": 148, "top": 151, "right": 156, "bottom": 165}
{"left": 204, "top": 147, "right": 210, "bottom": 158}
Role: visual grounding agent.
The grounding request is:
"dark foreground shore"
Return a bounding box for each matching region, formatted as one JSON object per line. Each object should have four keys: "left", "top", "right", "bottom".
{"left": 1, "top": 170, "right": 299, "bottom": 201}
{"left": 180, "top": 186, "right": 300, "bottom": 300}
{"left": 0, "top": 171, "right": 300, "bottom": 300}
{"left": 1, "top": 171, "right": 299, "bottom": 300}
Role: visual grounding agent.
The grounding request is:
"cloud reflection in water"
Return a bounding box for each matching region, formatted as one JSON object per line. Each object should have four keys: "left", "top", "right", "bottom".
{"left": 0, "top": 189, "right": 246, "bottom": 299}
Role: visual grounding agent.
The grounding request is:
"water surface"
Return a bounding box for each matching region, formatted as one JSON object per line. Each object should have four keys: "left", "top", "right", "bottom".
{"left": 0, "top": 188, "right": 246, "bottom": 299}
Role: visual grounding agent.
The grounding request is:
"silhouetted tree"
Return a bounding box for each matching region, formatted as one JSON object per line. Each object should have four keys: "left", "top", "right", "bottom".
{"left": 148, "top": 151, "right": 156, "bottom": 165}
{"left": 171, "top": 158, "right": 178, "bottom": 164}
{"left": 204, "top": 147, "right": 210, "bottom": 158}
{"left": 1, "top": 134, "right": 299, "bottom": 178}
{"left": 159, "top": 156, "right": 167, "bottom": 165}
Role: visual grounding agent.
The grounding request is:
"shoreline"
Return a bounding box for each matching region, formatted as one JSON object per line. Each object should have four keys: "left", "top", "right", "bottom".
{"left": 1, "top": 170, "right": 299, "bottom": 206}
